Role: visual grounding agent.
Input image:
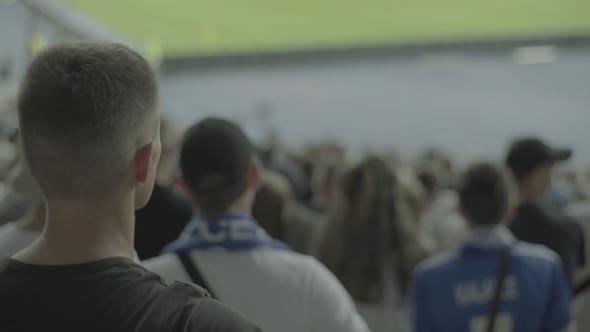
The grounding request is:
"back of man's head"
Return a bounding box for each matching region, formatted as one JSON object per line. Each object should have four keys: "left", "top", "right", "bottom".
{"left": 180, "top": 117, "right": 256, "bottom": 218}
{"left": 458, "top": 163, "right": 509, "bottom": 226}
{"left": 17, "top": 42, "right": 160, "bottom": 203}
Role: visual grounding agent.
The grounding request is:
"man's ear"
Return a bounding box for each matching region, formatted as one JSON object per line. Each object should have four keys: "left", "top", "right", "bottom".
{"left": 135, "top": 142, "right": 154, "bottom": 183}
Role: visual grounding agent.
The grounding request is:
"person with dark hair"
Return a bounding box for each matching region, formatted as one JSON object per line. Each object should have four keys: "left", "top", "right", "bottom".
{"left": 411, "top": 163, "right": 575, "bottom": 332}
{"left": 134, "top": 183, "right": 192, "bottom": 260}
{"left": 314, "top": 157, "right": 431, "bottom": 332}
{"left": 134, "top": 117, "right": 192, "bottom": 260}
{"left": 0, "top": 42, "right": 261, "bottom": 332}
{"left": 507, "top": 137, "right": 585, "bottom": 286}
{"left": 145, "top": 117, "right": 369, "bottom": 332}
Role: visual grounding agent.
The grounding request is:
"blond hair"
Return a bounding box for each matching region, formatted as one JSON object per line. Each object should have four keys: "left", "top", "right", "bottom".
{"left": 18, "top": 42, "right": 159, "bottom": 199}
{"left": 314, "top": 157, "right": 431, "bottom": 304}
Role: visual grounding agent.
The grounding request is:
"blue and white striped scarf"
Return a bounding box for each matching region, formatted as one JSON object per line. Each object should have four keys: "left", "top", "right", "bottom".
{"left": 162, "top": 213, "right": 289, "bottom": 254}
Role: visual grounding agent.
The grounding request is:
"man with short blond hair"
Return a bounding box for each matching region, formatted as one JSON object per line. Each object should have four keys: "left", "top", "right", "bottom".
{"left": 0, "top": 42, "right": 261, "bottom": 332}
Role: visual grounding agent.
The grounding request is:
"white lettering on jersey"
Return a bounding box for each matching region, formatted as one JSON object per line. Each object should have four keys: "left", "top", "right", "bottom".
{"left": 454, "top": 275, "right": 519, "bottom": 306}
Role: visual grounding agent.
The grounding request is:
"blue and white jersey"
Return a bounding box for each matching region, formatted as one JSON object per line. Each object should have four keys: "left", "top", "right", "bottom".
{"left": 410, "top": 225, "right": 571, "bottom": 332}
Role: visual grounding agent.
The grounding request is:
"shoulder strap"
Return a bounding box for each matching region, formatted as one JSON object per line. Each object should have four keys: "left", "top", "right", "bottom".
{"left": 486, "top": 247, "right": 512, "bottom": 332}
{"left": 575, "top": 274, "right": 590, "bottom": 296}
{"left": 177, "top": 252, "right": 217, "bottom": 299}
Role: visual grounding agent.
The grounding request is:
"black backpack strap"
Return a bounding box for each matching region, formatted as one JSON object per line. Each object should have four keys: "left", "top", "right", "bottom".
{"left": 486, "top": 247, "right": 512, "bottom": 332}
{"left": 177, "top": 252, "right": 217, "bottom": 299}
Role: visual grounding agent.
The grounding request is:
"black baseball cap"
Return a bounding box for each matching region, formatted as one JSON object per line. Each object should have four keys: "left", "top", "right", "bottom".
{"left": 505, "top": 137, "right": 572, "bottom": 180}
{"left": 180, "top": 117, "right": 254, "bottom": 196}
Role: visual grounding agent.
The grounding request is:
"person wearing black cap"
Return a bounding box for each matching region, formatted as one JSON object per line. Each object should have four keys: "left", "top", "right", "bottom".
{"left": 144, "top": 117, "right": 370, "bottom": 332}
{"left": 507, "top": 137, "right": 585, "bottom": 286}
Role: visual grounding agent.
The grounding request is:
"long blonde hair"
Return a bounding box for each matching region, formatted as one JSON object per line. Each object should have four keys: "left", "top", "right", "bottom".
{"left": 314, "top": 157, "right": 430, "bottom": 304}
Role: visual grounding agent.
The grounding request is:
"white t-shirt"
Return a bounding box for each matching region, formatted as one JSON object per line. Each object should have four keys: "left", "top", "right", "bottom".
{"left": 0, "top": 222, "right": 39, "bottom": 257}
{"left": 144, "top": 249, "right": 370, "bottom": 332}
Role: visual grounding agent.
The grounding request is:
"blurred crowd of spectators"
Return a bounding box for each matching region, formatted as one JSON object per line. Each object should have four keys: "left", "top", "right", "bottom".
{"left": 2, "top": 42, "right": 590, "bottom": 331}
{"left": 2, "top": 98, "right": 590, "bottom": 330}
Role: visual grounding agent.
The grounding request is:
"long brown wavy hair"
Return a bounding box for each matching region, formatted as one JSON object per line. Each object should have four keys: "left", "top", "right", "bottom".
{"left": 314, "top": 157, "right": 430, "bottom": 304}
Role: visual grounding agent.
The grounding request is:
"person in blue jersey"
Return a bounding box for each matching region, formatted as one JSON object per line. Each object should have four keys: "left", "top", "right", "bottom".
{"left": 144, "top": 117, "right": 369, "bottom": 332}
{"left": 410, "top": 162, "right": 576, "bottom": 332}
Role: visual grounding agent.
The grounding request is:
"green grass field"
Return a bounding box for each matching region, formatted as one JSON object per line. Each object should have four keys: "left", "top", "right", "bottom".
{"left": 63, "top": 0, "right": 590, "bottom": 56}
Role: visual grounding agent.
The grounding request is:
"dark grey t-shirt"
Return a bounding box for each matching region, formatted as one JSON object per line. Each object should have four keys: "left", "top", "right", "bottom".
{"left": 0, "top": 256, "right": 262, "bottom": 332}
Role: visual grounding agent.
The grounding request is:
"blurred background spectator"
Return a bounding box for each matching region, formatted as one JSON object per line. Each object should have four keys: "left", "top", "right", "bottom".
{"left": 507, "top": 138, "right": 585, "bottom": 286}
{"left": 0, "top": 95, "right": 34, "bottom": 226}
{"left": 0, "top": 137, "right": 45, "bottom": 257}
{"left": 145, "top": 118, "right": 370, "bottom": 332}
{"left": 314, "top": 157, "right": 431, "bottom": 332}
{"left": 134, "top": 117, "right": 192, "bottom": 260}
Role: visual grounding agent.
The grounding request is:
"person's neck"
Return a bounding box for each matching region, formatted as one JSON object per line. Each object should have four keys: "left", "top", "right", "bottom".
{"left": 13, "top": 193, "right": 136, "bottom": 265}
{"left": 199, "top": 196, "right": 253, "bottom": 220}
{"left": 468, "top": 222, "right": 505, "bottom": 231}
{"left": 517, "top": 184, "right": 541, "bottom": 204}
